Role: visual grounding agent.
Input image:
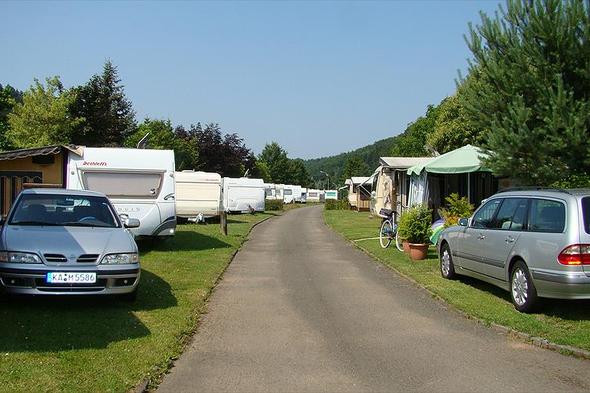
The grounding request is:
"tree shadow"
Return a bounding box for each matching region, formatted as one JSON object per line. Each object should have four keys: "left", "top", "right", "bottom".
{"left": 0, "top": 269, "right": 176, "bottom": 352}
{"left": 137, "top": 230, "right": 231, "bottom": 252}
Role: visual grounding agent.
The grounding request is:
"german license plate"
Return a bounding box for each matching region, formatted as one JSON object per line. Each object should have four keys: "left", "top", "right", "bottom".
{"left": 46, "top": 272, "right": 96, "bottom": 284}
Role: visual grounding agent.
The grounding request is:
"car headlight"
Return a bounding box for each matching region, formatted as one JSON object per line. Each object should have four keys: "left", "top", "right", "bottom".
{"left": 101, "top": 253, "right": 139, "bottom": 265}
{"left": 0, "top": 252, "right": 42, "bottom": 264}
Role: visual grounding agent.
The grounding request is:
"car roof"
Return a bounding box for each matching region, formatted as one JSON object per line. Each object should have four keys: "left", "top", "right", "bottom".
{"left": 20, "top": 188, "right": 107, "bottom": 197}
{"left": 494, "top": 188, "right": 590, "bottom": 199}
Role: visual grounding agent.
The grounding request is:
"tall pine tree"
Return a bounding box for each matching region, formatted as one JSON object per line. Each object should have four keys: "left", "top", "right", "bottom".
{"left": 71, "top": 60, "right": 136, "bottom": 146}
{"left": 461, "top": 0, "right": 590, "bottom": 185}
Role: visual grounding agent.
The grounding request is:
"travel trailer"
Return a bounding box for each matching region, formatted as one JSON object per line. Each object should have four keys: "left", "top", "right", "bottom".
{"left": 283, "top": 185, "right": 302, "bottom": 204}
{"left": 325, "top": 190, "right": 338, "bottom": 200}
{"left": 300, "top": 188, "right": 308, "bottom": 203}
{"left": 265, "top": 183, "right": 277, "bottom": 200}
{"left": 223, "top": 177, "right": 265, "bottom": 213}
{"left": 306, "top": 189, "right": 321, "bottom": 202}
{"left": 67, "top": 147, "right": 176, "bottom": 238}
{"left": 292, "top": 185, "right": 303, "bottom": 202}
{"left": 345, "top": 177, "right": 372, "bottom": 209}
{"left": 175, "top": 171, "right": 222, "bottom": 222}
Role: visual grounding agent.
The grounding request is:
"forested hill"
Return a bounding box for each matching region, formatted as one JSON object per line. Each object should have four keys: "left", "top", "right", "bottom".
{"left": 303, "top": 137, "right": 395, "bottom": 184}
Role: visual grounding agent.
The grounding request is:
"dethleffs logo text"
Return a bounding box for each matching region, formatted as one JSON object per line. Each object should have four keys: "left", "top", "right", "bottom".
{"left": 81, "top": 161, "right": 107, "bottom": 166}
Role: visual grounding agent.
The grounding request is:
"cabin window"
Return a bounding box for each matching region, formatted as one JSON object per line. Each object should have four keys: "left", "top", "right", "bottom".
{"left": 82, "top": 171, "right": 163, "bottom": 198}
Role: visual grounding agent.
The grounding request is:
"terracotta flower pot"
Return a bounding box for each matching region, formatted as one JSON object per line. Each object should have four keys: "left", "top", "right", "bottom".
{"left": 402, "top": 240, "right": 410, "bottom": 254}
{"left": 408, "top": 243, "right": 429, "bottom": 260}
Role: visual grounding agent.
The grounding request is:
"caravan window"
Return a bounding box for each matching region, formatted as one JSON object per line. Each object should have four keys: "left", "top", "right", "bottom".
{"left": 284, "top": 189, "right": 292, "bottom": 195}
{"left": 83, "top": 171, "right": 163, "bottom": 198}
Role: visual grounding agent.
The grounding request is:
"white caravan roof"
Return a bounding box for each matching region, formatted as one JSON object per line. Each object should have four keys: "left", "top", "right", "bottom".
{"left": 75, "top": 147, "right": 175, "bottom": 170}
{"left": 224, "top": 177, "right": 265, "bottom": 187}
{"left": 176, "top": 171, "right": 222, "bottom": 184}
{"left": 379, "top": 157, "right": 432, "bottom": 169}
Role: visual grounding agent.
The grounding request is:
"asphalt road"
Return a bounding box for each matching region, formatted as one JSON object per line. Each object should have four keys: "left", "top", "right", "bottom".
{"left": 158, "top": 205, "right": 590, "bottom": 392}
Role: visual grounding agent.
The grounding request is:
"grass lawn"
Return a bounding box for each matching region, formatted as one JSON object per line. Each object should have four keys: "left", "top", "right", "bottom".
{"left": 325, "top": 209, "right": 590, "bottom": 353}
{"left": 0, "top": 212, "right": 274, "bottom": 392}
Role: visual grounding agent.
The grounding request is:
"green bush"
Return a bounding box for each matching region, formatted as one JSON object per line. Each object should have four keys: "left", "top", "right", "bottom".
{"left": 397, "top": 205, "right": 432, "bottom": 244}
{"left": 265, "top": 199, "right": 284, "bottom": 211}
{"left": 324, "top": 199, "right": 349, "bottom": 210}
{"left": 551, "top": 173, "right": 590, "bottom": 189}
{"left": 439, "top": 193, "right": 474, "bottom": 228}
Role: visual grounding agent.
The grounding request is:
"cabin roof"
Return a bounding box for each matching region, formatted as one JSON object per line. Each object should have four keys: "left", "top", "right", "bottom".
{"left": 379, "top": 156, "right": 432, "bottom": 169}
{"left": 0, "top": 145, "right": 83, "bottom": 161}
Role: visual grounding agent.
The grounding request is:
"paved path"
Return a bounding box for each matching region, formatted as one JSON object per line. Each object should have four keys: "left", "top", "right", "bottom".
{"left": 158, "top": 206, "right": 590, "bottom": 392}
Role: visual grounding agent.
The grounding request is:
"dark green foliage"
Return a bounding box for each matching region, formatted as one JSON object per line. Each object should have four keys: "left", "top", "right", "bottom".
{"left": 461, "top": 0, "right": 590, "bottom": 185}
{"left": 324, "top": 199, "right": 349, "bottom": 210}
{"left": 70, "top": 60, "right": 136, "bottom": 147}
{"left": 0, "top": 84, "right": 22, "bottom": 151}
{"left": 397, "top": 205, "right": 432, "bottom": 244}
{"left": 340, "top": 156, "right": 370, "bottom": 184}
{"left": 258, "top": 142, "right": 313, "bottom": 187}
{"left": 265, "top": 199, "right": 284, "bottom": 211}
{"left": 125, "top": 119, "right": 199, "bottom": 171}
{"left": 288, "top": 158, "right": 313, "bottom": 187}
{"left": 391, "top": 105, "right": 440, "bottom": 157}
{"left": 304, "top": 137, "right": 397, "bottom": 187}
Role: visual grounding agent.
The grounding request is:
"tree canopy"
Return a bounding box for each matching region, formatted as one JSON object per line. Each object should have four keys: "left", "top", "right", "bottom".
{"left": 7, "top": 77, "right": 83, "bottom": 148}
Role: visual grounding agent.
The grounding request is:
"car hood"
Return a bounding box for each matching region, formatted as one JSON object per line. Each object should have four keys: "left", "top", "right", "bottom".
{"left": 1, "top": 225, "right": 136, "bottom": 261}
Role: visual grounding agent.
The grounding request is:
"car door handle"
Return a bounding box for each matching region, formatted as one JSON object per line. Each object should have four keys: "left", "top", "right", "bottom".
{"left": 505, "top": 236, "right": 515, "bottom": 244}
{"left": 477, "top": 234, "right": 486, "bottom": 240}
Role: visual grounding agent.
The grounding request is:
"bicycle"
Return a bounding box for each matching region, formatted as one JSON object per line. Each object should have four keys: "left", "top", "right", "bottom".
{"left": 378, "top": 208, "right": 403, "bottom": 251}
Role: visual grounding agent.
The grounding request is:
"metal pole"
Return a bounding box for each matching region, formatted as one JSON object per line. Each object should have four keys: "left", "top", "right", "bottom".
{"left": 467, "top": 173, "right": 471, "bottom": 204}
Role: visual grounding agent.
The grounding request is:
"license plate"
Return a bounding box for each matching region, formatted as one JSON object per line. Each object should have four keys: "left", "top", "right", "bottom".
{"left": 46, "top": 272, "right": 96, "bottom": 284}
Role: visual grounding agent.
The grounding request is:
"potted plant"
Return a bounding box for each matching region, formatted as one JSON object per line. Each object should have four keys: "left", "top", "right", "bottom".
{"left": 438, "top": 193, "right": 474, "bottom": 228}
{"left": 401, "top": 205, "right": 432, "bottom": 260}
{"left": 396, "top": 211, "right": 411, "bottom": 254}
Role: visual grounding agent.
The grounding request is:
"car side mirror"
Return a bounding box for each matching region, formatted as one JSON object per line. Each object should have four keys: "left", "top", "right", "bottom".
{"left": 123, "top": 217, "right": 140, "bottom": 229}
{"left": 458, "top": 218, "right": 469, "bottom": 227}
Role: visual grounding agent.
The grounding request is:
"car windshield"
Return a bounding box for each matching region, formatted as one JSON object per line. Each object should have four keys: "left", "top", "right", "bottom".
{"left": 10, "top": 194, "right": 119, "bottom": 228}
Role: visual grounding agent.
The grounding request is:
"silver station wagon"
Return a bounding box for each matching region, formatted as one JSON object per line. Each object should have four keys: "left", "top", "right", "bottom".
{"left": 438, "top": 189, "right": 590, "bottom": 312}
{"left": 0, "top": 189, "right": 141, "bottom": 298}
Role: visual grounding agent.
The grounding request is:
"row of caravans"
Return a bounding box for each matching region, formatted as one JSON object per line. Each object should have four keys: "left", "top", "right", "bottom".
{"left": 0, "top": 146, "right": 270, "bottom": 240}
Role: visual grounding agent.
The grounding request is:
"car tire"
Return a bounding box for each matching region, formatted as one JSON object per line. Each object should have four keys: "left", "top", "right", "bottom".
{"left": 439, "top": 243, "right": 456, "bottom": 279}
{"left": 510, "top": 260, "right": 538, "bottom": 313}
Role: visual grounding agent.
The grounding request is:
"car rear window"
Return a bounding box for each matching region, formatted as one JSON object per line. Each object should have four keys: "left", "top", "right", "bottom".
{"left": 582, "top": 197, "right": 590, "bottom": 234}
{"left": 528, "top": 199, "right": 566, "bottom": 233}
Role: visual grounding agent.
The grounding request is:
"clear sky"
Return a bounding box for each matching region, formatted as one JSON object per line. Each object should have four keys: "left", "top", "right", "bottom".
{"left": 0, "top": 0, "right": 502, "bottom": 159}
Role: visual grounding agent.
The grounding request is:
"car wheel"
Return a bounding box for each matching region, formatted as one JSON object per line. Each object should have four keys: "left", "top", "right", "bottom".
{"left": 510, "top": 260, "right": 538, "bottom": 313}
{"left": 440, "top": 243, "right": 456, "bottom": 279}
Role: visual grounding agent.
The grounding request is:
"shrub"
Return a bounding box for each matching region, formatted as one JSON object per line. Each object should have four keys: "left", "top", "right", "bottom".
{"left": 265, "top": 199, "right": 284, "bottom": 211}
{"left": 324, "top": 199, "right": 349, "bottom": 210}
{"left": 439, "top": 193, "right": 474, "bottom": 228}
{"left": 397, "top": 205, "right": 432, "bottom": 244}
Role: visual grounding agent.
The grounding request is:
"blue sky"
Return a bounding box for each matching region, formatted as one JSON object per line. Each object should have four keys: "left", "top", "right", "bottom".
{"left": 0, "top": 0, "right": 502, "bottom": 159}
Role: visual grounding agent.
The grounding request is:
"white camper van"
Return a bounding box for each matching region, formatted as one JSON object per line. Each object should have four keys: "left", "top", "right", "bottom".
{"left": 175, "top": 171, "right": 222, "bottom": 222}
{"left": 67, "top": 147, "right": 176, "bottom": 238}
{"left": 223, "top": 178, "right": 265, "bottom": 213}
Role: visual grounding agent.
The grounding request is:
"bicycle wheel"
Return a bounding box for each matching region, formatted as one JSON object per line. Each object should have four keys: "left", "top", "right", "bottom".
{"left": 380, "top": 219, "right": 393, "bottom": 248}
{"left": 394, "top": 228, "right": 404, "bottom": 252}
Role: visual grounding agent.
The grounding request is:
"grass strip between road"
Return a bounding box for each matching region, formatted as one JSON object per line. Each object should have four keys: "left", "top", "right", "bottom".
{"left": 0, "top": 211, "right": 278, "bottom": 393}
{"left": 324, "top": 209, "right": 590, "bottom": 355}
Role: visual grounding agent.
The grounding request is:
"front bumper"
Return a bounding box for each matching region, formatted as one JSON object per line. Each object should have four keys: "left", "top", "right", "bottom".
{"left": 532, "top": 269, "right": 590, "bottom": 299}
{"left": 0, "top": 264, "right": 140, "bottom": 295}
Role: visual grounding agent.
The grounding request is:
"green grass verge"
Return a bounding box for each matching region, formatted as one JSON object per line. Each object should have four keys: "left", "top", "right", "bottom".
{"left": 324, "top": 209, "right": 590, "bottom": 352}
{"left": 0, "top": 212, "right": 274, "bottom": 392}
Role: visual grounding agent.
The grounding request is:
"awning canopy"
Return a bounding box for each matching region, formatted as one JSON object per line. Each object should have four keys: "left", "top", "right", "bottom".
{"left": 407, "top": 145, "right": 491, "bottom": 176}
{"left": 0, "top": 145, "right": 83, "bottom": 161}
{"left": 379, "top": 156, "right": 432, "bottom": 169}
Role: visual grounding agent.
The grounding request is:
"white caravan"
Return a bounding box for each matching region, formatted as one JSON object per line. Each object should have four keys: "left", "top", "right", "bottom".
{"left": 292, "top": 185, "right": 303, "bottom": 202}
{"left": 306, "top": 189, "right": 321, "bottom": 202}
{"left": 67, "top": 147, "right": 176, "bottom": 238}
{"left": 223, "top": 177, "right": 265, "bottom": 213}
{"left": 264, "top": 183, "right": 284, "bottom": 201}
{"left": 283, "top": 185, "right": 295, "bottom": 204}
{"left": 175, "top": 171, "right": 222, "bottom": 222}
{"left": 300, "top": 188, "right": 308, "bottom": 203}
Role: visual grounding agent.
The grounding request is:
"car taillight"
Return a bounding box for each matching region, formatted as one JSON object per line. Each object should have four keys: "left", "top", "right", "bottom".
{"left": 558, "top": 244, "right": 590, "bottom": 265}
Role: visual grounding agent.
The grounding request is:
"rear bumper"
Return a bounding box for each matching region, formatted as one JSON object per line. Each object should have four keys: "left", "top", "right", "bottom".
{"left": 0, "top": 264, "right": 140, "bottom": 295}
{"left": 532, "top": 269, "right": 590, "bottom": 299}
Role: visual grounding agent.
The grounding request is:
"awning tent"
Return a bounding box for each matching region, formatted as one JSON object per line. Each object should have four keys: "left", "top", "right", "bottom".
{"left": 407, "top": 145, "right": 490, "bottom": 176}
